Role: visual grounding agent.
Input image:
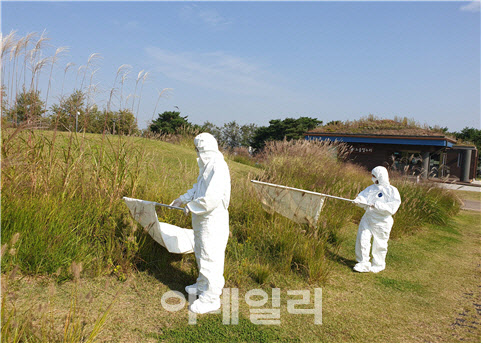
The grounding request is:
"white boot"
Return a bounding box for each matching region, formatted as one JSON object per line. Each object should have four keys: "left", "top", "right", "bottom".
{"left": 189, "top": 295, "right": 221, "bottom": 314}
{"left": 353, "top": 262, "right": 371, "bottom": 273}
{"left": 369, "top": 265, "right": 385, "bottom": 273}
{"left": 185, "top": 283, "right": 200, "bottom": 295}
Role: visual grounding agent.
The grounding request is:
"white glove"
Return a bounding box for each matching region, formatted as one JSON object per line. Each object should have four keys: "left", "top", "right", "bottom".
{"left": 183, "top": 206, "right": 190, "bottom": 216}
{"left": 170, "top": 198, "right": 183, "bottom": 208}
{"left": 353, "top": 198, "right": 372, "bottom": 209}
{"left": 353, "top": 199, "right": 365, "bottom": 208}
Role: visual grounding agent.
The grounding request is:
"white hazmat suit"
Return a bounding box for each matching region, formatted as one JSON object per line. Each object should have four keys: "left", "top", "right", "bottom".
{"left": 171, "top": 133, "right": 231, "bottom": 314}
{"left": 353, "top": 166, "right": 401, "bottom": 273}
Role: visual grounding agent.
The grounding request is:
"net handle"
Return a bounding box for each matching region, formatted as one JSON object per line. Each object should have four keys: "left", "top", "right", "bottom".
{"left": 250, "top": 180, "right": 355, "bottom": 203}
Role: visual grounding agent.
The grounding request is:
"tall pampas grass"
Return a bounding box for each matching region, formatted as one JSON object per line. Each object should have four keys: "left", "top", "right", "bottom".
{"left": 135, "top": 71, "right": 149, "bottom": 122}
{"left": 151, "top": 87, "right": 172, "bottom": 121}
{"left": 45, "top": 46, "right": 69, "bottom": 107}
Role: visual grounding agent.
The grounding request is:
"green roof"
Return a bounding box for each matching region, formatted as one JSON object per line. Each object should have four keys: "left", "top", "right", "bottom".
{"left": 308, "top": 116, "right": 456, "bottom": 139}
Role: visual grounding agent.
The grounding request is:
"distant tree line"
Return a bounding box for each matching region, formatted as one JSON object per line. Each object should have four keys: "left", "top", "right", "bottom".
{"left": 2, "top": 88, "right": 138, "bottom": 135}
{"left": 148, "top": 111, "right": 259, "bottom": 148}
{"left": 149, "top": 111, "right": 322, "bottom": 151}
{"left": 3, "top": 89, "right": 480, "bottom": 156}
{"left": 451, "top": 127, "right": 481, "bottom": 154}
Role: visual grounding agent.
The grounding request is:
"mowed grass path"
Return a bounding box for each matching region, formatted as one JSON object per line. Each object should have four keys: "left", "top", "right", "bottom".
{"left": 4, "top": 210, "right": 480, "bottom": 342}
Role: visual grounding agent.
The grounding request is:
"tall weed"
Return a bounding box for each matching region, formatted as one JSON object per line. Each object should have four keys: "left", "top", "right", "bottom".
{"left": 225, "top": 139, "right": 461, "bottom": 284}
{"left": 255, "top": 139, "right": 368, "bottom": 243}
{"left": 391, "top": 179, "right": 460, "bottom": 238}
{"left": 223, "top": 140, "right": 365, "bottom": 284}
{"left": 1, "top": 129, "right": 150, "bottom": 276}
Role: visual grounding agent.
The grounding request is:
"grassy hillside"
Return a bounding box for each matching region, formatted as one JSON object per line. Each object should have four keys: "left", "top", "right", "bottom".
{"left": 2, "top": 130, "right": 460, "bottom": 283}
{"left": 1, "top": 129, "right": 461, "bottom": 278}
{"left": 1, "top": 129, "right": 471, "bottom": 342}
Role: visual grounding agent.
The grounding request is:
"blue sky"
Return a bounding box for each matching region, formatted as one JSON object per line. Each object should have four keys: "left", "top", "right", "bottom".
{"left": 2, "top": 0, "right": 481, "bottom": 131}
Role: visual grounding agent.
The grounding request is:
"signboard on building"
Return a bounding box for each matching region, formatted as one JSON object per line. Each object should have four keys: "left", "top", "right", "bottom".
{"left": 350, "top": 146, "right": 374, "bottom": 154}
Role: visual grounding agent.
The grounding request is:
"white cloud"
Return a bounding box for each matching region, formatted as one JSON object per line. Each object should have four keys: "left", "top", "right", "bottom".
{"left": 459, "top": 1, "right": 481, "bottom": 12}
{"left": 179, "top": 4, "right": 231, "bottom": 27}
{"left": 145, "top": 47, "right": 283, "bottom": 96}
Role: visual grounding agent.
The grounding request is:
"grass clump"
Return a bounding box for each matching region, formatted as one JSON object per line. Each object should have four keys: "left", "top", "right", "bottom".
{"left": 1, "top": 129, "right": 149, "bottom": 277}
{"left": 223, "top": 139, "right": 368, "bottom": 286}
{"left": 255, "top": 139, "right": 368, "bottom": 243}
{"left": 391, "top": 179, "right": 461, "bottom": 238}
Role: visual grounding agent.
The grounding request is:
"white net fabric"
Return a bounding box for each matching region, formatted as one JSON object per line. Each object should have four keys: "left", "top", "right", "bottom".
{"left": 251, "top": 182, "right": 325, "bottom": 226}
{"left": 123, "top": 197, "right": 194, "bottom": 254}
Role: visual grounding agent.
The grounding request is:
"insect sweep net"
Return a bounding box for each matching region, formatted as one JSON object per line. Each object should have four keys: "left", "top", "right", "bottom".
{"left": 123, "top": 197, "right": 194, "bottom": 254}
{"left": 251, "top": 181, "right": 325, "bottom": 227}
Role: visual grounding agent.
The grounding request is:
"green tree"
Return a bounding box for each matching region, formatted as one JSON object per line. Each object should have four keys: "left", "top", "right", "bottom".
{"left": 93, "top": 110, "right": 122, "bottom": 135}
{"left": 240, "top": 123, "right": 258, "bottom": 147}
{"left": 220, "top": 121, "right": 259, "bottom": 148}
{"left": 201, "top": 121, "right": 258, "bottom": 149}
{"left": 82, "top": 105, "right": 104, "bottom": 133}
{"left": 251, "top": 117, "right": 322, "bottom": 150}
{"left": 116, "top": 109, "right": 138, "bottom": 135}
{"left": 5, "top": 87, "right": 46, "bottom": 124}
{"left": 221, "top": 121, "right": 242, "bottom": 149}
{"left": 149, "top": 111, "right": 190, "bottom": 134}
{"left": 453, "top": 127, "right": 481, "bottom": 174}
{"left": 453, "top": 127, "right": 481, "bottom": 152}
{"left": 50, "top": 90, "right": 85, "bottom": 131}
{"left": 202, "top": 121, "right": 223, "bottom": 143}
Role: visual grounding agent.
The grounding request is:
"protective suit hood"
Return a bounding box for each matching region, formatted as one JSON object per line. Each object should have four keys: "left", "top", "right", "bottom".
{"left": 194, "top": 133, "right": 222, "bottom": 166}
{"left": 372, "top": 166, "right": 390, "bottom": 186}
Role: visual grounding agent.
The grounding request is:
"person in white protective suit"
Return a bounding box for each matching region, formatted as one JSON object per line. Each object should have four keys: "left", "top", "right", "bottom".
{"left": 352, "top": 166, "right": 401, "bottom": 273}
{"left": 170, "top": 133, "right": 231, "bottom": 314}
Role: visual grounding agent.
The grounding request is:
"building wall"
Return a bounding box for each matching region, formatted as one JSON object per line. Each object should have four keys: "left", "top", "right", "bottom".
{"left": 446, "top": 149, "right": 478, "bottom": 180}
{"left": 344, "top": 143, "right": 439, "bottom": 173}
{"left": 307, "top": 136, "right": 478, "bottom": 180}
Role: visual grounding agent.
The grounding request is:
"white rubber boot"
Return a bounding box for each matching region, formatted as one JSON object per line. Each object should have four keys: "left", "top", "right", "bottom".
{"left": 369, "top": 265, "right": 385, "bottom": 273}
{"left": 353, "top": 262, "right": 371, "bottom": 273}
{"left": 189, "top": 295, "right": 221, "bottom": 314}
{"left": 185, "top": 283, "right": 200, "bottom": 295}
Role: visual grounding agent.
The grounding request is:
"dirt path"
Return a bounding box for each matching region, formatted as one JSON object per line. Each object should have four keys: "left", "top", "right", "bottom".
{"left": 448, "top": 213, "right": 481, "bottom": 341}
{"left": 451, "top": 281, "right": 481, "bottom": 341}
{"left": 462, "top": 199, "right": 481, "bottom": 212}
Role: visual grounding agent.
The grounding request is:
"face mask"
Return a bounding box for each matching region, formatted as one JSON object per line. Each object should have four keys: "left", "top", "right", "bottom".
{"left": 372, "top": 177, "right": 378, "bottom": 184}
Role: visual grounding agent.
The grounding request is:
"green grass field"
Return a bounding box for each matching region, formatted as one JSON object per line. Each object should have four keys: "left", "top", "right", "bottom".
{"left": 1, "top": 130, "right": 479, "bottom": 342}
{"left": 2, "top": 211, "right": 480, "bottom": 342}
